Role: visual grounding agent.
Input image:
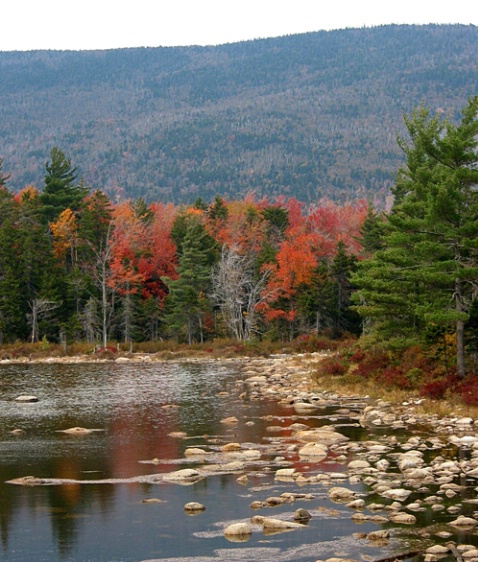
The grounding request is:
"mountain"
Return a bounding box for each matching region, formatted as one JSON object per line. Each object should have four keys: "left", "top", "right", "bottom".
{"left": 0, "top": 24, "right": 477, "bottom": 205}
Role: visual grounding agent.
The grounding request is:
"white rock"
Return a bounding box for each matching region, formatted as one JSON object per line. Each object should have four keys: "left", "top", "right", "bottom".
{"left": 381, "top": 488, "right": 412, "bottom": 501}
{"left": 328, "top": 487, "right": 356, "bottom": 500}
{"left": 389, "top": 512, "right": 417, "bottom": 524}
{"left": 449, "top": 516, "right": 478, "bottom": 527}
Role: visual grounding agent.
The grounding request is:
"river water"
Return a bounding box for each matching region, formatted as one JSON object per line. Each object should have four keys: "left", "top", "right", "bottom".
{"left": 0, "top": 359, "right": 466, "bottom": 562}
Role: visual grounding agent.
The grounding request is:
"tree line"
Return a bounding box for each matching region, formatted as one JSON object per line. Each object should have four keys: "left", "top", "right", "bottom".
{"left": 1, "top": 96, "right": 477, "bottom": 380}
{"left": 0, "top": 150, "right": 367, "bottom": 348}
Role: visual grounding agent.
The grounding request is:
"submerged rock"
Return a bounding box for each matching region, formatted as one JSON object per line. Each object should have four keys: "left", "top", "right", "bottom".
{"left": 162, "top": 469, "right": 203, "bottom": 483}
{"left": 6, "top": 475, "right": 46, "bottom": 486}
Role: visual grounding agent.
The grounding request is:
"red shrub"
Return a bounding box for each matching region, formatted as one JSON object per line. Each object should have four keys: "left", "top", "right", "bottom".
{"left": 377, "top": 366, "right": 411, "bottom": 389}
{"left": 420, "top": 374, "right": 459, "bottom": 400}
{"left": 350, "top": 348, "right": 366, "bottom": 363}
{"left": 355, "top": 352, "right": 391, "bottom": 379}
{"left": 321, "top": 361, "right": 347, "bottom": 376}
{"left": 459, "top": 377, "right": 478, "bottom": 407}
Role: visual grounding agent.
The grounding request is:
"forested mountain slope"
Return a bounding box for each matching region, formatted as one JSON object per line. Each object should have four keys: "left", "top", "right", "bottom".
{"left": 1, "top": 24, "right": 477, "bottom": 204}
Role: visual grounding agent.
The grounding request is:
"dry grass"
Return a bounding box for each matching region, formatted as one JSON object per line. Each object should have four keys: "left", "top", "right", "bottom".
{"left": 296, "top": 353, "right": 478, "bottom": 421}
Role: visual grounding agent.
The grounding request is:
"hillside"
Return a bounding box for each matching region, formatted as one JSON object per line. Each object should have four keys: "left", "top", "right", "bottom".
{"left": 0, "top": 24, "right": 477, "bottom": 205}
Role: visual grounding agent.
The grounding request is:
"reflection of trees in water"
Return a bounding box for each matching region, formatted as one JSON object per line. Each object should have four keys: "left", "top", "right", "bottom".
{"left": 49, "top": 483, "right": 117, "bottom": 560}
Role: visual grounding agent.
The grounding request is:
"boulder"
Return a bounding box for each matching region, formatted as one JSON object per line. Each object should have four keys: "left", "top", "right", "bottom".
{"left": 224, "top": 522, "right": 252, "bottom": 541}
{"left": 449, "top": 516, "right": 478, "bottom": 527}
{"left": 184, "top": 502, "right": 205, "bottom": 513}
{"left": 381, "top": 488, "right": 412, "bottom": 501}
{"left": 293, "top": 508, "right": 311, "bottom": 521}
{"left": 389, "top": 512, "right": 417, "bottom": 524}
{"left": 298, "top": 442, "right": 328, "bottom": 459}
{"left": 328, "top": 487, "right": 356, "bottom": 500}
{"left": 15, "top": 395, "right": 39, "bottom": 403}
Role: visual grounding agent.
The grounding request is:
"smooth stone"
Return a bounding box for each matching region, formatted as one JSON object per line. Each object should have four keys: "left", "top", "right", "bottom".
{"left": 184, "top": 502, "right": 205, "bottom": 513}
{"left": 381, "top": 488, "right": 412, "bottom": 501}
{"left": 328, "top": 487, "right": 356, "bottom": 500}
{"left": 162, "top": 469, "right": 202, "bottom": 482}
{"left": 389, "top": 512, "right": 417, "bottom": 524}
{"left": 367, "top": 530, "right": 390, "bottom": 541}
{"left": 224, "top": 522, "right": 252, "bottom": 541}
{"left": 293, "top": 508, "right": 311, "bottom": 521}
{"left": 261, "top": 517, "right": 304, "bottom": 530}
{"left": 15, "top": 395, "right": 39, "bottom": 402}
{"left": 184, "top": 448, "right": 210, "bottom": 456}
{"left": 221, "top": 443, "right": 241, "bottom": 452}
{"left": 449, "top": 516, "right": 478, "bottom": 527}
{"left": 298, "top": 442, "right": 328, "bottom": 459}
{"left": 59, "top": 427, "right": 94, "bottom": 435}
{"left": 295, "top": 429, "right": 349, "bottom": 445}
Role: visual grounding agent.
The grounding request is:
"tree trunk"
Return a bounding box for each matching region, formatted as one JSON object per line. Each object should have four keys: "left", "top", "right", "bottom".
{"left": 456, "top": 278, "right": 466, "bottom": 378}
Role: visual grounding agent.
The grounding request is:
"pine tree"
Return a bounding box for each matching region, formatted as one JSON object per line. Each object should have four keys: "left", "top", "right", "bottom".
{"left": 353, "top": 96, "right": 478, "bottom": 375}
{"left": 164, "top": 214, "right": 217, "bottom": 343}
{"left": 0, "top": 188, "right": 23, "bottom": 342}
{"left": 41, "top": 147, "right": 89, "bottom": 223}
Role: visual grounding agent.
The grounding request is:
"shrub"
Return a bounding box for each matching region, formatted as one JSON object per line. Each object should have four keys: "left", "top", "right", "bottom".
{"left": 377, "top": 365, "right": 411, "bottom": 389}
{"left": 354, "top": 351, "right": 391, "bottom": 379}
{"left": 420, "top": 374, "right": 459, "bottom": 400}
{"left": 349, "top": 348, "right": 366, "bottom": 363}
{"left": 405, "top": 367, "right": 425, "bottom": 389}
{"left": 459, "top": 377, "right": 478, "bottom": 407}
{"left": 321, "top": 361, "right": 348, "bottom": 376}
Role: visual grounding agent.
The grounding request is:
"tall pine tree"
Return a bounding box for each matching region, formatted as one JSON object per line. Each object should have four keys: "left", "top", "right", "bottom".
{"left": 353, "top": 96, "right": 478, "bottom": 376}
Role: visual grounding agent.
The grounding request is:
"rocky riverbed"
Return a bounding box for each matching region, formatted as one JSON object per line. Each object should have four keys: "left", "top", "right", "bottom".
{"left": 6, "top": 352, "right": 478, "bottom": 562}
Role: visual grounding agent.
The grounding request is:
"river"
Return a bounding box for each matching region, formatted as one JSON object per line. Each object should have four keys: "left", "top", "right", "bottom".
{"left": 0, "top": 358, "right": 475, "bottom": 562}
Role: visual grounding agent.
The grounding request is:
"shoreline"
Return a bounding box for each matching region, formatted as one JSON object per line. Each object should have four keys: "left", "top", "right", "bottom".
{"left": 1, "top": 350, "right": 476, "bottom": 433}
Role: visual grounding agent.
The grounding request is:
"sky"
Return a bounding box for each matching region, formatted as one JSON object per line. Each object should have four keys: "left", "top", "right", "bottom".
{"left": 2, "top": 0, "right": 477, "bottom": 52}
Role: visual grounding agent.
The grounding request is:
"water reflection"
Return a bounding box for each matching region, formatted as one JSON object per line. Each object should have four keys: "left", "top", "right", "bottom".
{"left": 0, "top": 360, "right": 451, "bottom": 562}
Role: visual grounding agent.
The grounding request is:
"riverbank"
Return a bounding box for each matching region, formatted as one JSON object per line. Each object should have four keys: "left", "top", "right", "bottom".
{"left": 1, "top": 346, "right": 476, "bottom": 423}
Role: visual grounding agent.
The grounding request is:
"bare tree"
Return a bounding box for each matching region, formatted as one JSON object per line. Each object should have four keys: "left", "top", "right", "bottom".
{"left": 81, "top": 297, "right": 100, "bottom": 344}
{"left": 28, "top": 298, "right": 60, "bottom": 343}
{"left": 211, "top": 245, "right": 274, "bottom": 341}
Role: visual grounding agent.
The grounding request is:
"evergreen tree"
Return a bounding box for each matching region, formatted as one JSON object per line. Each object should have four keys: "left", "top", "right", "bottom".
{"left": 0, "top": 188, "right": 23, "bottom": 342}
{"left": 358, "top": 205, "right": 387, "bottom": 255}
{"left": 164, "top": 214, "right": 217, "bottom": 343}
{"left": 330, "top": 241, "right": 360, "bottom": 336}
{"left": 41, "top": 147, "right": 89, "bottom": 223}
{"left": 353, "top": 96, "right": 478, "bottom": 376}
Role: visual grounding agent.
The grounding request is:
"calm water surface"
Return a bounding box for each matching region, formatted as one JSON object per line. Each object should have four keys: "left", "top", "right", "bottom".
{"left": 0, "top": 360, "right": 423, "bottom": 562}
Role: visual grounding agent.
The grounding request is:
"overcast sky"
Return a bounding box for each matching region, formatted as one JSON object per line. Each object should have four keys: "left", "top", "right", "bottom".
{"left": 2, "top": 0, "right": 476, "bottom": 51}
